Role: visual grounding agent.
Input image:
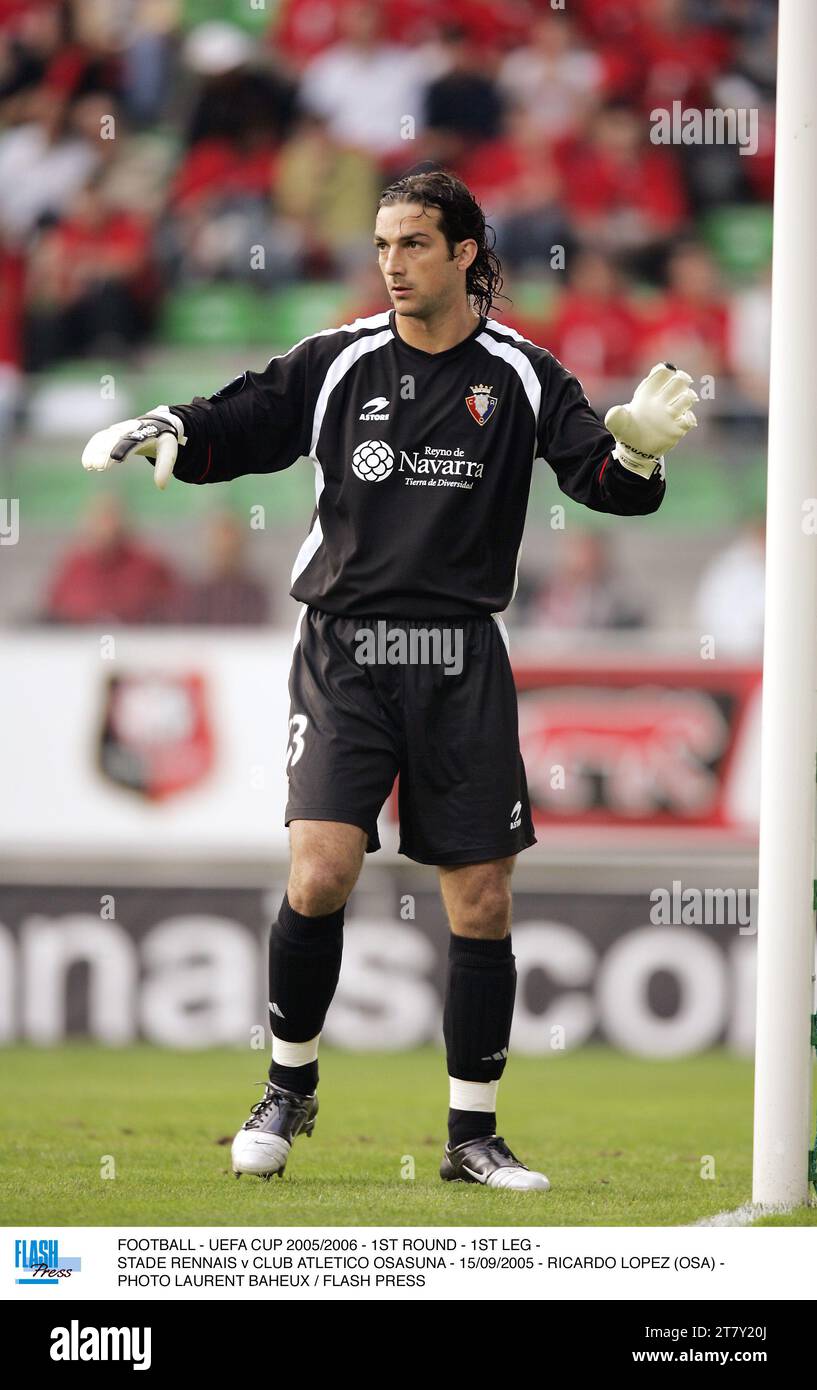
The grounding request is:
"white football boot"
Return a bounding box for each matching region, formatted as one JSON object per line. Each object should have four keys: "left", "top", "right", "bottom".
{"left": 231, "top": 1081, "right": 317, "bottom": 1180}
{"left": 440, "top": 1134, "right": 550, "bottom": 1190}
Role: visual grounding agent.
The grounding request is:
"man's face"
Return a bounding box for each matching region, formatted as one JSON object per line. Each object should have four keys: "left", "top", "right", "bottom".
{"left": 373, "top": 202, "right": 475, "bottom": 319}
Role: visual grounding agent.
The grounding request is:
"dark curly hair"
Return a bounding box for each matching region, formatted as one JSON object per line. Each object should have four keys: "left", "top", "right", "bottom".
{"left": 377, "top": 169, "right": 505, "bottom": 318}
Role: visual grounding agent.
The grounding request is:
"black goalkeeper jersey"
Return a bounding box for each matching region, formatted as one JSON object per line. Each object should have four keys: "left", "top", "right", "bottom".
{"left": 169, "top": 309, "right": 665, "bottom": 618}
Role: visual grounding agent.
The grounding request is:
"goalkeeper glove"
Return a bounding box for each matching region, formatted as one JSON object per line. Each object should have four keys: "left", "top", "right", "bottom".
{"left": 81, "top": 406, "right": 186, "bottom": 490}
{"left": 604, "top": 362, "right": 698, "bottom": 478}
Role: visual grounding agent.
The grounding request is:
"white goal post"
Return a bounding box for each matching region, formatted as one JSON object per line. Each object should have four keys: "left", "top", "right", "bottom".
{"left": 751, "top": 0, "right": 817, "bottom": 1207}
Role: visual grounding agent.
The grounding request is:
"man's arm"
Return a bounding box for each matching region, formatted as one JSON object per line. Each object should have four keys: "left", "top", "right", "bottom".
{"left": 82, "top": 342, "right": 312, "bottom": 489}
{"left": 537, "top": 356, "right": 696, "bottom": 517}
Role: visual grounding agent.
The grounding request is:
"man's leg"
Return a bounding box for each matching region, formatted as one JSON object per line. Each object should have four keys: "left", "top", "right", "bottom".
{"left": 268, "top": 819, "right": 366, "bottom": 1094}
{"left": 231, "top": 819, "right": 365, "bottom": 1178}
{"left": 438, "top": 857, "right": 516, "bottom": 1148}
{"left": 436, "top": 855, "right": 548, "bottom": 1189}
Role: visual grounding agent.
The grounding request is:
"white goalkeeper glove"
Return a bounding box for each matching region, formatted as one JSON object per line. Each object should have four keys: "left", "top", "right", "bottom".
{"left": 81, "top": 406, "right": 187, "bottom": 491}
{"left": 604, "top": 362, "right": 698, "bottom": 478}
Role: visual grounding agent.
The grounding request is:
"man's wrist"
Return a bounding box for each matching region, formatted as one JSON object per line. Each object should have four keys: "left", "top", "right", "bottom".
{"left": 145, "top": 405, "right": 187, "bottom": 446}
{"left": 612, "top": 443, "right": 663, "bottom": 478}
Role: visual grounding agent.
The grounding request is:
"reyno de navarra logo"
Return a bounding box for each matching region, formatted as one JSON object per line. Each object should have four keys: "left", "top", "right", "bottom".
{"left": 352, "top": 440, "right": 485, "bottom": 487}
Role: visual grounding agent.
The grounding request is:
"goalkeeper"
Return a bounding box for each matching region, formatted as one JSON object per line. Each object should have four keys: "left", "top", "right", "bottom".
{"left": 82, "top": 171, "right": 697, "bottom": 1191}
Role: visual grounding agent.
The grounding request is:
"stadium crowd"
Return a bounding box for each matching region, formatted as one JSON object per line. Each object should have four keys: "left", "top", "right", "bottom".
{"left": 0, "top": 0, "right": 775, "bottom": 644}
{"left": 41, "top": 494, "right": 270, "bottom": 625}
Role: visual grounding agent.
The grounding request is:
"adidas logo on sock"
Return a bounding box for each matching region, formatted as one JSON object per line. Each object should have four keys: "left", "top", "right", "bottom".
{"left": 269, "top": 1001, "right": 285, "bottom": 1019}
{"left": 481, "top": 1047, "right": 508, "bottom": 1062}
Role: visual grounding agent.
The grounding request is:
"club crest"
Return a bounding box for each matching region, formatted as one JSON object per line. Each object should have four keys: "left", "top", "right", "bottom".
{"left": 465, "top": 384, "right": 498, "bottom": 426}
{"left": 98, "top": 672, "right": 214, "bottom": 800}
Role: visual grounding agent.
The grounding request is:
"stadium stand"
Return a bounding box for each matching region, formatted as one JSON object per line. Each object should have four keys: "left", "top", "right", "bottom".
{"left": 0, "top": 0, "right": 776, "bottom": 647}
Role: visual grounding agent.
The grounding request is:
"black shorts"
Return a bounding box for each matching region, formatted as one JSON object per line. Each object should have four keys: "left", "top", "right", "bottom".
{"left": 284, "top": 607, "right": 537, "bottom": 866}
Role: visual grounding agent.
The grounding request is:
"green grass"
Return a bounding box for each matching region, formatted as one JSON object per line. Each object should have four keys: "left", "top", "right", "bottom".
{"left": 1, "top": 1046, "right": 814, "bottom": 1226}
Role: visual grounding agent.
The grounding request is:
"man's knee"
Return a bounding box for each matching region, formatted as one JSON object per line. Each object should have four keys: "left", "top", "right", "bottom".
{"left": 441, "top": 858, "right": 515, "bottom": 939}
{"left": 288, "top": 860, "right": 356, "bottom": 915}
{"left": 287, "top": 820, "right": 366, "bottom": 916}
{"left": 456, "top": 884, "right": 512, "bottom": 938}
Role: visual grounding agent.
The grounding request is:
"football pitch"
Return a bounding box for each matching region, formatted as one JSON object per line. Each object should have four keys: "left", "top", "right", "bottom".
{"left": 1, "top": 1046, "right": 815, "bottom": 1227}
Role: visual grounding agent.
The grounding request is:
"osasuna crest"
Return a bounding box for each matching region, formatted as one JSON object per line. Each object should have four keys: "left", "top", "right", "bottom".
{"left": 98, "top": 672, "right": 214, "bottom": 800}
{"left": 465, "top": 384, "right": 498, "bottom": 426}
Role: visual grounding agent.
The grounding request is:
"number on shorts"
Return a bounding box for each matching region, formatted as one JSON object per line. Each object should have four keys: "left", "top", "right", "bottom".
{"left": 286, "top": 713, "right": 308, "bottom": 768}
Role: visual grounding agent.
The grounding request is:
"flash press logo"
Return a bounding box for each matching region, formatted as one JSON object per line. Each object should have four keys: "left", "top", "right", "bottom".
{"left": 50, "top": 1321, "right": 152, "bottom": 1372}
{"left": 352, "top": 439, "right": 394, "bottom": 482}
{"left": 14, "top": 1237, "right": 81, "bottom": 1285}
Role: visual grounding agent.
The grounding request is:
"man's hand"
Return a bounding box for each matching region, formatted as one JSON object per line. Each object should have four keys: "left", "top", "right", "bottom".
{"left": 604, "top": 363, "right": 698, "bottom": 477}
{"left": 81, "top": 406, "right": 186, "bottom": 491}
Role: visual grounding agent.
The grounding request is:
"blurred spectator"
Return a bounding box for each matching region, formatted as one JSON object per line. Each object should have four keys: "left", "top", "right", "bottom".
{"left": 694, "top": 517, "right": 765, "bottom": 656}
{"left": 43, "top": 495, "right": 181, "bottom": 625}
{"left": 0, "top": 4, "right": 61, "bottom": 115}
{"left": 164, "top": 161, "right": 304, "bottom": 286}
{"left": 272, "top": 0, "right": 349, "bottom": 69}
{"left": 422, "top": 24, "right": 504, "bottom": 166}
{"left": 707, "top": 12, "right": 777, "bottom": 205}
{"left": 119, "top": 2, "right": 178, "bottom": 129}
{"left": 297, "top": 1, "right": 429, "bottom": 165}
{"left": 688, "top": 0, "right": 777, "bottom": 26}
{"left": 24, "top": 175, "right": 155, "bottom": 369}
{"left": 184, "top": 23, "right": 295, "bottom": 149}
{"left": 574, "top": 0, "right": 639, "bottom": 42}
{"left": 728, "top": 264, "right": 771, "bottom": 408}
{"left": 544, "top": 250, "right": 642, "bottom": 389}
{"left": 274, "top": 0, "right": 527, "bottom": 68}
{"left": 0, "top": 1, "right": 120, "bottom": 111}
{"left": 632, "top": 0, "right": 732, "bottom": 112}
{"left": 161, "top": 22, "right": 302, "bottom": 286}
{"left": 276, "top": 114, "right": 381, "bottom": 275}
{"left": 554, "top": 102, "right": 688, "bottom": 276}
{"left": 0, "top": 85, "right": 98, "bottom": 240}
{"left": 456, "top": 107, "right": 568, "bottom": 270}
{"left": 172, "top": 23, "right": 291, "bottom": 210}
{"left": 170, "top": 139, "right": 277, "bottom": 214}
{"left": 638, "top": 242, "right": 728, "bottom": 380}
{"left": 0, "top": 237, "right": 23, "bottom": 435}
{"left": 533, "top": 532, "right": 646, "bottom": 632}
{"left": 677, "top": 6, "right": 776, "bottom": 212}
{"left": 173, "top": 513, "right": 269, "bottom": 626}
{"left": 498, "top": 12, "right": 603, "bottom": 142}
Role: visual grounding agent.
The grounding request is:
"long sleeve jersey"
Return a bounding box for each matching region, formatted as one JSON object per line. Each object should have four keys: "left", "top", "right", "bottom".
{"left": 168, "top": 308, "right": 665, "bottom": 618}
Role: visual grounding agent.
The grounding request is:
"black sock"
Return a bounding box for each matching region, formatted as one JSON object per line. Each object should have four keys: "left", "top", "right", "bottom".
{"left": 443, "top": 934, "right": 516, "bottom": 1147}
{"left": 267, "top": 892, "right": 344, "bottom": 1095}
{"left": 447, "top": 1108, "right": 499, "bottom": 1147}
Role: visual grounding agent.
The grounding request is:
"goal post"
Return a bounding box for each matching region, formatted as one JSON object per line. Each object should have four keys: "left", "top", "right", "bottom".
{"left": 751, "top": 0, "right": 817, "bottom": 1208}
